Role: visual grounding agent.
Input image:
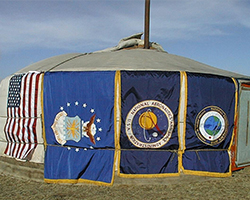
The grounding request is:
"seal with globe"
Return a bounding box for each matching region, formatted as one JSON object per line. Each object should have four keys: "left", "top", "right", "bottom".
{"left": 195, "top": 106, "right": 229, "bottom": 146}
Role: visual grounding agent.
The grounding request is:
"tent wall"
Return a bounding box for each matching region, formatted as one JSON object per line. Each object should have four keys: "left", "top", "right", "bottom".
{"left": 0, "top": 47, "right": 249, "bottom": 185}
{"left": 0, "top": 76, "right": 10, "bottom": 155}
{"left": 235, "top": 82, "right": 250, "bottom": 167}
{"left": 0, "top": 71, "right": 241, "bottom": 177}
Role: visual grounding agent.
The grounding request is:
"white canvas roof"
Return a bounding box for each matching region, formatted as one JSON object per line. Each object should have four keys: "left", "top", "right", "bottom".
{"left": 16, "top": 48, "right": 250, "bottom": 79}
{"left": 14, "top": 32, "right": 249, "bottom": 79}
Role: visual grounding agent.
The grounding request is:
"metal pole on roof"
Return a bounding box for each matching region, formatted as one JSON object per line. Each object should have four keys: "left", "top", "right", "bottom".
{"left": 144, "top": 0, "right": 150, "bottom": 49}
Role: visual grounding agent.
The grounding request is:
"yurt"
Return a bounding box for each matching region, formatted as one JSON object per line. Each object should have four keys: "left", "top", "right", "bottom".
{"left": 0, "top": 33, "right": 250, "bottom": 186}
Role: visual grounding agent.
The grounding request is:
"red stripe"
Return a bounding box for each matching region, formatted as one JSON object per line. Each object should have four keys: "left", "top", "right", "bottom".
{"left": 11, "top": 143, "right": 15, "bottom": 157}
{"left": 4, "top": 143, "right": 9, "bottom": 155}
{"left": 24, "top": 143, "right": 32, "bottom": 159}
{"left": 28, "top": 73, "right": 33, "bottom": 117}
{"left": 13, "top": 142, "right": 19, "bottom": 158}
{"left": 4, "top": 73, "right": 41, "bottom": 160}
{"left": 5, "top": 143, "right": 11, "bottom": 156}
{"left": 15, "top": 143, "right": 20, "bottom": 159}
{"left": 4, "top": 116, "right": 11, "bottom": 142}
{"left": 155, "top": 124, "right": 164, "bottom": 136}
{"left": 33, "top": 119, "right": 38, "bottom": 143}
{"left": 34, "top": 74, "right": 40, "bottom": 117}
{"left": 22, "top": 74, "right": 28, "bottom": 117}
{"left": 32, "top": 74, "right": 40, "bottom": 144}
{"left": 21, "top": 118, "right": 27, "bottom": 145}
{"left": 27, "top": 118, "right": 32, "bottom": 143}
{"left": 16, "top": 118, "right": 22, "bottom": 143}
{"left": 7, "top": 118, "right": 15, "bottom": 143}
{"left": 12, "top": 118, "right": 19, "bottom": 143}
{"left": 19, "top": 120, "right": 27, "bottom": 159}
{"left": 18, "top": 143, "right": 26, "bottom": 159}
{"left": 29, "top": 118, "right": 36, "bottom": 144}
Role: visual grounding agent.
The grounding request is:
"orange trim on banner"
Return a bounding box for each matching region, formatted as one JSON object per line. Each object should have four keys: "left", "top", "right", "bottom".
{"left": 242, "top": 83, "right": 250, "bottom": 88}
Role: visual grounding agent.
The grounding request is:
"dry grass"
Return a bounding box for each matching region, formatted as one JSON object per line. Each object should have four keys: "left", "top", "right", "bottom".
{"left": 0, "top": 166, "right": 250, "bottom": 200}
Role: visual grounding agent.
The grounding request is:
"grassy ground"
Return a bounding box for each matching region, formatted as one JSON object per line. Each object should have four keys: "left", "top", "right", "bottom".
{"left": 0, "top": 165, "right": 250, "bottom": 200}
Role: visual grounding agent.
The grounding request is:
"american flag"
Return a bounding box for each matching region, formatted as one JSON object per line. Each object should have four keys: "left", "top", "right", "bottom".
{"left": 4, "top": 72, "right": 42, "bottom": 160}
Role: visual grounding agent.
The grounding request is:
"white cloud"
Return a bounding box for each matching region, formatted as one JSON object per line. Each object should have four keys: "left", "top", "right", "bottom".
{"left": 0, "top": 1, "right": 145, "bottom": 52}
{"left": 151, "top": 0, "right": 250, "bottom": 39}
{"left": 0, "top": 0, "right": 250, "bottom": 52}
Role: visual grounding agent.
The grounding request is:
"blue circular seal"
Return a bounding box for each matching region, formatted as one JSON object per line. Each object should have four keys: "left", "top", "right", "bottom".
{"left": 125, "top": 100, "right": 174, "bottom": 148}
{"left": 195, "top": 106, "right": 228, "bottom": 146}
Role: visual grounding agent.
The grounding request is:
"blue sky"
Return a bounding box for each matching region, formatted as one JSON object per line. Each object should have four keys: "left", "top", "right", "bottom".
{"left": 1, "top": 0, "right": 250, "bottom": 80}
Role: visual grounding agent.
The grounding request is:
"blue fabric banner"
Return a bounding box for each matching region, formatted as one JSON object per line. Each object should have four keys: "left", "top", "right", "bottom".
{"left": 120, "top": 150, "right": 178, "bottom": 174}
{"left": 120, "top": 71, "right": 180, "bottom": 175}
{"left": 183, "top": 72, "right": 236, "bottom": 174}
{"left": 43, "top": 71, "right": 115, "bottom": 184}
{"left": 45, "top": 146, "right": 114, "bottom": 183}
{"left": 183, "top": 151, "right": 230, "bottom": 173}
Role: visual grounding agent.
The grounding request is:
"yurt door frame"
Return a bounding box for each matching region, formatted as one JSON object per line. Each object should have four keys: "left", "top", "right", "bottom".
{"left": 236, "top": 82, "right": 250, "bottom": 167}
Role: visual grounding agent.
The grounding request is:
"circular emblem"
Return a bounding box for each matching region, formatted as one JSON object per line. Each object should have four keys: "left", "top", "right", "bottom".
{"left": 125, "top": 100, "right": 174, "bottom": 148}
{"left": 195, "top": 106, "right": 228, "bottom": 146}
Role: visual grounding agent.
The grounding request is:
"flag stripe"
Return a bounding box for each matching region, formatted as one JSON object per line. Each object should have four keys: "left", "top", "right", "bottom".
{"left": 28, "top": 74, "right": 33, "bottom": 117}
{"left": 23, "top": 73, "right": 29, "bottom": 117}
{"left": 3, "top": 118, "right": 11, "bottom": 142}
{"left": 16, "top": 118, "right": 21, "bottom": 143}
{"left": 12, "top": 118, "right": 19, "bottom": 144}
{"left": 7, "top": 118, "right": 15, "bottom": 143}
{"left": 20, "top": 74, "right": 26, "bottom": 118}
{"left": 4, "top": 72, "right": 42, "bottom": 160}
